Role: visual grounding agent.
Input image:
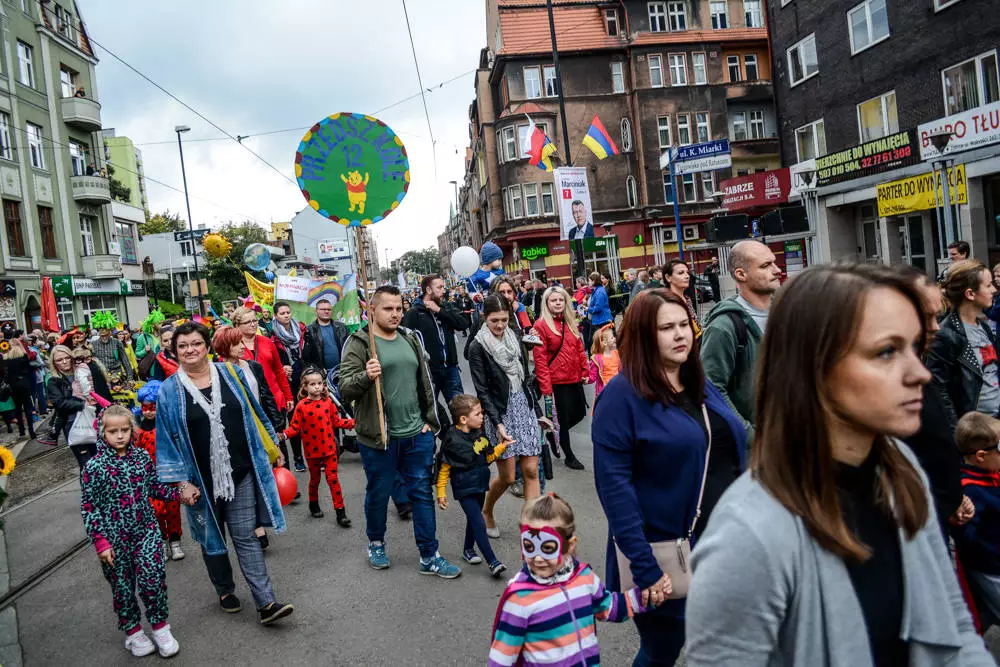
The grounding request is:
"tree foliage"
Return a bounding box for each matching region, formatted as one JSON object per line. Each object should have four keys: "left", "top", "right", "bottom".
{"left": 107, "top": 164, "right": 131, "bottom": 204}
{"left": 396, "top": 247, "right": 441, "bottom": 276}
{"left": 203, "top": 221, "right": 270, "bottom": 307}
{"left": 140, "top": 210, "right": 186, "bottom": 236}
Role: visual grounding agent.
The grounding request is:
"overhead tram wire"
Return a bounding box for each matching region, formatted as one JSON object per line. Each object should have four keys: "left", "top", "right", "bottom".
{"left": 399, "top": 0, "right": 439, "bottom": 183}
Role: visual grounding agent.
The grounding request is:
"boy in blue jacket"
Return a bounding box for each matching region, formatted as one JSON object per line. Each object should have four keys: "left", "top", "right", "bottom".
{"left": 955, "top": 411, "right": 1000, "bottom": 618}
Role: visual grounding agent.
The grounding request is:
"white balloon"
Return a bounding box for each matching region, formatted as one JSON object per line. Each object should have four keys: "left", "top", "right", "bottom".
{"left": 451, "top": 246, "right": 480, "bottom": 278}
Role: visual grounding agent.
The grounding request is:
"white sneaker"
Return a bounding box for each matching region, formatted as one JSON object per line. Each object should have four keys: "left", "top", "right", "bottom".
{"left": 150, "top": 624, "right": 180, "bottom": 658}
{"left": 169, "top": 541, "right": 185, "bottom": 561}
{"left": 124, "top": 630, "right": 156, "bottom": 657}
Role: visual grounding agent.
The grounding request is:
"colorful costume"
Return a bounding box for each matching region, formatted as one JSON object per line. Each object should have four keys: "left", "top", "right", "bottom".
{"left": 489, "top": 560, "right": 645, "bottom": 667}
{"left": 282, "top": 397, "right": 354, "bottom": 508}
{"left": 134, "top": 382, "right": 182, "bottom": 542}
{"left": 80, "top": 423, "right": 180, "bottom": 633}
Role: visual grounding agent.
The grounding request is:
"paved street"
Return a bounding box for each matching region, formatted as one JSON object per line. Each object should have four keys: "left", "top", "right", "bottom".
{"left": 5, "top": 357, "right": 640, "bottom": 666}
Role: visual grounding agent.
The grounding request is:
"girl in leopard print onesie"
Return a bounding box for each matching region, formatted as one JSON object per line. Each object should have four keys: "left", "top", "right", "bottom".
{"left": 80, "top": 404, "right": 191, "bottom": 658}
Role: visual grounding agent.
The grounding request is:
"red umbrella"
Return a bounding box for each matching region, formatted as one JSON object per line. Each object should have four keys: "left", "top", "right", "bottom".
{"left": 40, "top": 276, "right": 60, "bottom": 332}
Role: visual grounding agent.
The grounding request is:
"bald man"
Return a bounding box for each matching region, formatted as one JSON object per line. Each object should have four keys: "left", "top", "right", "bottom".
{"left": 699, "top": 241, "right": 782, "bottom": 437}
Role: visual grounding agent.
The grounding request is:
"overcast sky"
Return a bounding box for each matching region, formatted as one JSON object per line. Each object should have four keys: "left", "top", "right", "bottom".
{"left": 80, "top": 0, "right": 484, "bottom": 263}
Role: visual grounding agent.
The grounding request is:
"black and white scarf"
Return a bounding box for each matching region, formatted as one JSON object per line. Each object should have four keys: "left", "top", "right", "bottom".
{"left": 272, "top": 318, "right": 302, "bottom": 360}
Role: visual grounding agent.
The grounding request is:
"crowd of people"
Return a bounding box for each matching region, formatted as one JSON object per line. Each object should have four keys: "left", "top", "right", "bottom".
{"left": 18, "top": 235, "right": 1000, "bottom": 663}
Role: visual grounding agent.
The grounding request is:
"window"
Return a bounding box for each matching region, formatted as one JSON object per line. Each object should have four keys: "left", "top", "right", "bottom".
{"left": 83, "top": 296, "right": 117, "bottom": 323}
{"left": 681, "top": 174, "right": 697, "bottom": 202}
{"left": 179, "top": 240, "right": 192, "bottom": 256}
{"left": 795, "top": 119, "right": 826, "bottom": 161}
{"left": 605, "top": 8, "right": 620, "bottom": 35}
{"left": 677, "top": 114, "right": 692, "bottom": 145}
{"left": 733, "top": 112, "right": 748, "bottom": 141}
{"left": 695, "top": 112, "right": 710, "bottom": 143}
{"left": 611, "top": 61, "right": 625, "bottom": 93}
{"left": 80, "top": 214, "right": 95, "bottom": 256}
{"left": 543, "top": 65, "right": 557, "bottom": 97}
{"left": 68, "top": 140, "right": 86, "bottom": 176}
{"left": 663, "top": 173, "right": 675, "bottom": 203}
{"left": 667, "top": 2, "right": 687, "bottom": 30}
{"left": 518, "top": 124, "right": 531, "bottom": 159}
{"left": 728, "top": 55, "right": 742, "bottom": 81}
{"left": 787, "top": 34, "right": 819, "bottom": 86}
{"left": 657, "top": 116, "right": 672, "bottom": 148}
{"left": 541, "top": 182, "right": 555, "bottom": 214}
{"left": 626, "top": 176, "right": 637, "bottom": 208}
{"left": 26, "top": 123, "right": 44, "bottom": 169}
{"left": 115, "top": 221, "right": 138, "bottom": 265}
{"left": 3, "top": 200, "right": 24, "bottom": 257}
{"left": 942, "top": 51, "right": 1000, "bottom": 115}
{"left": 744, "top": 54, "right": 759, "bottom": 81}
{"left": 501, "top": 187, "right": 510, "bottom": 218}
{"left": 857, "top": 91, "right": 898, "bottom": 142}
{"left": 19, "top": 0, "right": 28, "bottom": 14}
{"left": 54, "top": 4, "right": 73, "bottom": 38}
{"left": 523, "top": 183, "right": 539, "bottom": 217}
{"left": 744, "top": 0, "right": 763, "bottom": 28}
{"left": 710, "top": 0, "right": 728, "bottom": 29}
{"left": 669, "top": 54, "right": 687, "bottom": 85}
{"left": 39, "top": 206, "right": 56, "bottom": 259}
{"left": 60, "top": 66, "right": 77, "bottom": 98}
{"left": 523, "top": 66, "right": 541, "bottom": 99}
{"left": 621, "top": 118, "right": 633, "bottom": 151}
{"left": 848, "top": 0, "right": 889, "bottom": 54}
{"left": 0, "top": 113, "right": 12, "bottom": 161}
{"left": 502, "top": 126, "right": 516, "bottom": 162}
{"left": 510, "top": 185, "right": 523, "bottom": 218}
{"left": 701, "top": 172, "right": 716, "bottom": 200}
{"left": 692, "top": 53, "right": 707, "bottom": 84}
{"left": 749, "top": 110, "right": 765, "bottom": 139}
{"left": 649, "top": 55, "right": 664, "bottom": 87}
{"left": 57, "top": 298, "right": 74, "bottom": 329}
{"left": 649, "top": 2, "right": 667, "bottom": 32}
{"left": 16, "top": 42, "right": 34, "bottom": 88}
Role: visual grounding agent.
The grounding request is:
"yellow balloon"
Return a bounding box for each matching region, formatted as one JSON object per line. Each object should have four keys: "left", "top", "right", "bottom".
{"left": 202, "top": 233, "right": 233, "bottom": 258}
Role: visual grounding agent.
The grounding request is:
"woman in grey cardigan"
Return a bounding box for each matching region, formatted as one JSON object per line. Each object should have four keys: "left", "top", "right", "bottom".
{"left": 686, "top": 264, "right": 992, "bottom": 667}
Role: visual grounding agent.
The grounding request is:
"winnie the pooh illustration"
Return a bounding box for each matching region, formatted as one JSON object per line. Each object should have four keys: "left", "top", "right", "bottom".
{"left": 341, "top": 170, "right": 370, "bottom": 214}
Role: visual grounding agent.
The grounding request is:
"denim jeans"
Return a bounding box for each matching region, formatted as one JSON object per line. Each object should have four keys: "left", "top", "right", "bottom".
{"left": 31, "top": 379, "right": 46, "bottom": 415}
{"left": 359, "top": 431, "right": 438, "bottom": 559}
{"left": 459, "top": 493, "right": 498, "bottom": 566}
{"left": 432, "top": 364, "right": 464, "bottom": 423}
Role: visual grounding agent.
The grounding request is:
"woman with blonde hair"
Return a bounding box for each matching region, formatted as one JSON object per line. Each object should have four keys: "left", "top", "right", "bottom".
{"left": 534, "top": 285, "right": 589, "bottom": 471}
{"left": 40, "top": 344, "right": 96, "bottom": 463}
{"left": 232, "top": 307, "right": 293, "bottom": 422}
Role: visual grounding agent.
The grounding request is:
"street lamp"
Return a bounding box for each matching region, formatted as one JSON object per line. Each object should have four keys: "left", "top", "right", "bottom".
{"left": 795, "top": 168, "right": 823, "bottom": 264}
{"left": 927, "top": 129, "right": 958, "bottom": 248}
{"left": 175, "top": 125, "right": 205, "bottom": 316}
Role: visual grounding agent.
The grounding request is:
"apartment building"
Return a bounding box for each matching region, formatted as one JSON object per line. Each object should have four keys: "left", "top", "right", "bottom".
{"left": 102, "top": 129, "right": 149, "bottom": 211}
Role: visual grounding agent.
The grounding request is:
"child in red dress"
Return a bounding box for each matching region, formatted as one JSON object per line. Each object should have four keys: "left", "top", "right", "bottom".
{"left": 280, "top": 367, "right": 354, "bottom": 527}
{"left": 133, "top": 381, "right": 185, "bottom": 561}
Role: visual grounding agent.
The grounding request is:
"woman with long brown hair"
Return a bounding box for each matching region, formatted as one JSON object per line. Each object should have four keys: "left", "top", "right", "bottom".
{"left": 685, "top": 264, "right": 990, "bottom": 666}
{"left": 592, "top": 289, "right": 747, "bottom": 666}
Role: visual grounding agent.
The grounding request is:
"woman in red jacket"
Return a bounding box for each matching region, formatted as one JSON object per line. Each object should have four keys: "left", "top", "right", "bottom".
{"left": 233, "top": 306, "right": 294, "bottom": 418}
{"left": 534, "top": 286, "right": 590, "bottom": 470}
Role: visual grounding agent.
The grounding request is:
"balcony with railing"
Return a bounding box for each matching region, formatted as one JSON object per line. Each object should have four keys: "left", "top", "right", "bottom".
{"left": 61, "top": 96, "right": 102, "bottom": 131}
{"left": 81, "top": 254, "right": 123, "bottom": 279}
{"left": 71, "top": 175, "right": 111, "bottom": 204}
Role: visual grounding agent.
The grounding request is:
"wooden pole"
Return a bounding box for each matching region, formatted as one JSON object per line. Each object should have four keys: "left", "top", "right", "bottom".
{"left": 354, "top": 226, "right": 387, "bottom": 445}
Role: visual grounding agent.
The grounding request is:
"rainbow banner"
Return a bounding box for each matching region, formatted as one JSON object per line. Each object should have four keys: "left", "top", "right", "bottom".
{"left": 287, "top": 274, "right": 362, "bottom": 332}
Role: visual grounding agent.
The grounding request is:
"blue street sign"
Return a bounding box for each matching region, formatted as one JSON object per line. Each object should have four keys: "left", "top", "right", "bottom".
{"left": 676, "top": 139, "right": 731, "bottom": 163}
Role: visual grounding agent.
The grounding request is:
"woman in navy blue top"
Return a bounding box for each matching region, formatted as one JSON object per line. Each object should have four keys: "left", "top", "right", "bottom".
{"left": 593, "top": 289, "right": 747, "bottom": 667}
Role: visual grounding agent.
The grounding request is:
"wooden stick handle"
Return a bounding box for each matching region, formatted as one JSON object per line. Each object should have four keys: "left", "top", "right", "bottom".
{"left": 354, "top": 227, "right": 387, "bottom": 445}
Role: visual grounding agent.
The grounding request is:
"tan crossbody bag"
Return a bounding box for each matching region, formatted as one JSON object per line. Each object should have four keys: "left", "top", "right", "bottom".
{"left": 615, "top": 404, "right": 711, "bottom": 599}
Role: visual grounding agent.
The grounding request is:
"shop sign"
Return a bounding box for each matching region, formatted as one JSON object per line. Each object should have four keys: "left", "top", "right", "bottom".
{"left": 674, "top": 139, "right": 732, "bottom": 175}
{"left": 918, "top": 100, "right": 1000, "bottom": 160}
{"left": 51, "top": 276, "right": 134, "bottom": 297}
{"left": 720, "top": 168, "right": 791, "bottom": 210}
{"left": 173, "top": 229, "right": 209, "bottom": 242}
{"left": 876, "top": 164, "right": 967, "bottom": 217}
{"left": 519, "top": 244, "right": 549, "bottom": 261}
{"left": 582, "top": 236, "right": 618, "bottom": 253}
{"left": 816, "top": 130, "right": 919, "bottom": 187}
{"left": 128, "top": 280, "right": 147, "bottom": 296}
{"left": 318, "top": 238, "right": 351, "bottom": 261}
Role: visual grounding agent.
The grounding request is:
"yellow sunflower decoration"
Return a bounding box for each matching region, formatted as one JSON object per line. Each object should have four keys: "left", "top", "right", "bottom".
{"left": 0, "top": 341, "right": 10, "bottom": 354}
{"left": 0, "top": 446, "right": 15, "bottom": 475}
{"left": 202, "top": 233, "right": 233, "bottom": 259}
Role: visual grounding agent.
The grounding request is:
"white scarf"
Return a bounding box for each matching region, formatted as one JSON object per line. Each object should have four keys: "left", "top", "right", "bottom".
{"left": 239, "top": 360, "right": 260, "bottom": 402}
{"left": 475, "top": 324, "right": 524, "bottom": 389}
{"left": 177, "top": 363, "right": 235, "bottom": 502}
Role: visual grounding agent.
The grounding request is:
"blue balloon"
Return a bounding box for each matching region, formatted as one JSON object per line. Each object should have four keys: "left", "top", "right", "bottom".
{"left": 243, "top": 243, "right": 271, "bottom": 272}
{"left": 265, "top": 271, "right": 275, "bottom": 281}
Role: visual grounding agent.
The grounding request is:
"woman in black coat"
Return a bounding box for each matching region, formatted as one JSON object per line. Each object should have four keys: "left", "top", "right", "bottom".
{"left": 42, "top": 344, "right": 97, "bottom": 466}
{"left": 1, "top": 338, "right": 36, "bottom": 438}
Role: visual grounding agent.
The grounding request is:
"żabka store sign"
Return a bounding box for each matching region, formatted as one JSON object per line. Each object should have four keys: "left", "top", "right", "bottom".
{"left": 918, "top": 100, "right": 1000, "bottom": 160}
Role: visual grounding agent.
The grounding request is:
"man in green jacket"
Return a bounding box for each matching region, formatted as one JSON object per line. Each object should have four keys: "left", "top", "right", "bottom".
{"left": 340, "top": 285, "right": 460, "bottom": 579}
{"left": 700, "top": 241, "right": 782, "bottom": 438}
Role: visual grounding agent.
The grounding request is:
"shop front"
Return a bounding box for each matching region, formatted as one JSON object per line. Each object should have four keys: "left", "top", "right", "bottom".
{"left": 51, "top": 276, "right": 148, "bottom": 330}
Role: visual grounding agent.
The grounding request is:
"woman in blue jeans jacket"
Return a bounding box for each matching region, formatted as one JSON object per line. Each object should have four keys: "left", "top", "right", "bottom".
{"left": 593, "top": 290, "right": 746, "bottom": 666}
{"left": 587, "top": 272, "right": 613, "bottom": 329}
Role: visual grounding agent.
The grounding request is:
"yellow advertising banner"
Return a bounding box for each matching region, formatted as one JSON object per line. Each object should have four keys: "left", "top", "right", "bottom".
{"left": 877, "top": 164, "right": 967, "bottom": 217}
{"left": 243, "top": 271, "right": 274, "bottom": 306}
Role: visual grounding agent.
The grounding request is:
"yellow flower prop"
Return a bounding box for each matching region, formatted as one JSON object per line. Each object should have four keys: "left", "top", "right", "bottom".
{"left": 202, "top": 233, "right": 233, "bottom": 259}
{"left": 0, "top": 446, "right": 15, "bottom": 475}
{"left": 0, "top": 341, "right": 10, "bottom": 353}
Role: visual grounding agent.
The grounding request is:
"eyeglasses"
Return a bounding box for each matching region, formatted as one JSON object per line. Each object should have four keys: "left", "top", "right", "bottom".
{"left": 176, "top": 341, "right": 206, "bottom": 352}
{"left": 982, "top": 442, "right": 1000, "bottom": 454}
{"left": 238, "top": 319, "right": 257, "bottom": 326}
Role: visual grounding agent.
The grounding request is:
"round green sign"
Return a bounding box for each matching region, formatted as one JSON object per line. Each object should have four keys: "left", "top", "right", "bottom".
{"left": 294, "top": 113, "right": 410, "bottom": 227}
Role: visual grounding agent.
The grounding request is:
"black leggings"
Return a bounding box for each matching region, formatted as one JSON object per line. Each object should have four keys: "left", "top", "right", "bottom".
{"left": 10, "top": 387, "right": 34, "bottom": 436}
{"left": 559, "top": 424, "right": 577, "bottom": 462}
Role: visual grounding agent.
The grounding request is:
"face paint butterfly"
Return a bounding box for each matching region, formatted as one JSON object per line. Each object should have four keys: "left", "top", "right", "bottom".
{"left": 520, "top": 525, "right": 565, "bottom": 563}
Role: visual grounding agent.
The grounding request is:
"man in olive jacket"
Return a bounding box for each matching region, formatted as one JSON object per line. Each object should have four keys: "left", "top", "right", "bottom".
{"left": 340, "top": 285, "right": 460, "bottom": 579}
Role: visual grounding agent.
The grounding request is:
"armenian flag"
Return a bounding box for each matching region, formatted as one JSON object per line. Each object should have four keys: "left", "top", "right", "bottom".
{"left": 582, "top": 114, "right": 619, "bottom": 160}
{"left": 526, "top": 117, "right": 557, "bottom": 172}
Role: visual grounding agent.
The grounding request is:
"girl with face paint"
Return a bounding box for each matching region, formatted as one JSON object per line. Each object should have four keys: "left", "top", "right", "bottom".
{"left": 488, "top": 494, "right": 656, "bottom": 667}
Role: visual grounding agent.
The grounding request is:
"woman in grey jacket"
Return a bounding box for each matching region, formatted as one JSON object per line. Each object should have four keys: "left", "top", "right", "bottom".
{"left": 686, "top": 264, "right": 992, "bottom": 667}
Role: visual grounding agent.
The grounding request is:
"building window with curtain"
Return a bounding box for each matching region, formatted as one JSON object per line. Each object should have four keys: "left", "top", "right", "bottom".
{"left": 3, "top": 199, "right": 25, "bottom": 257}
{"left": 80, "top": 213, "right": 95, "bottom": 256}
{"left": 115, "top": 221, "right": 138, "bottom": 264}
{"left": 38, "top": 205, "right": 56, "bottom": 258}
{"left": 857, "top": 91, "right": 898, "bottom": 142}
{"left": 942, "top": 51, "right": 999, "bottom": 115}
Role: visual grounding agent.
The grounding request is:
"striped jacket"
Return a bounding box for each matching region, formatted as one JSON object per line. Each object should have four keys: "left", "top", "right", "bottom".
{"left": 489, "top": 562, "right": 645, "bottom": 667}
